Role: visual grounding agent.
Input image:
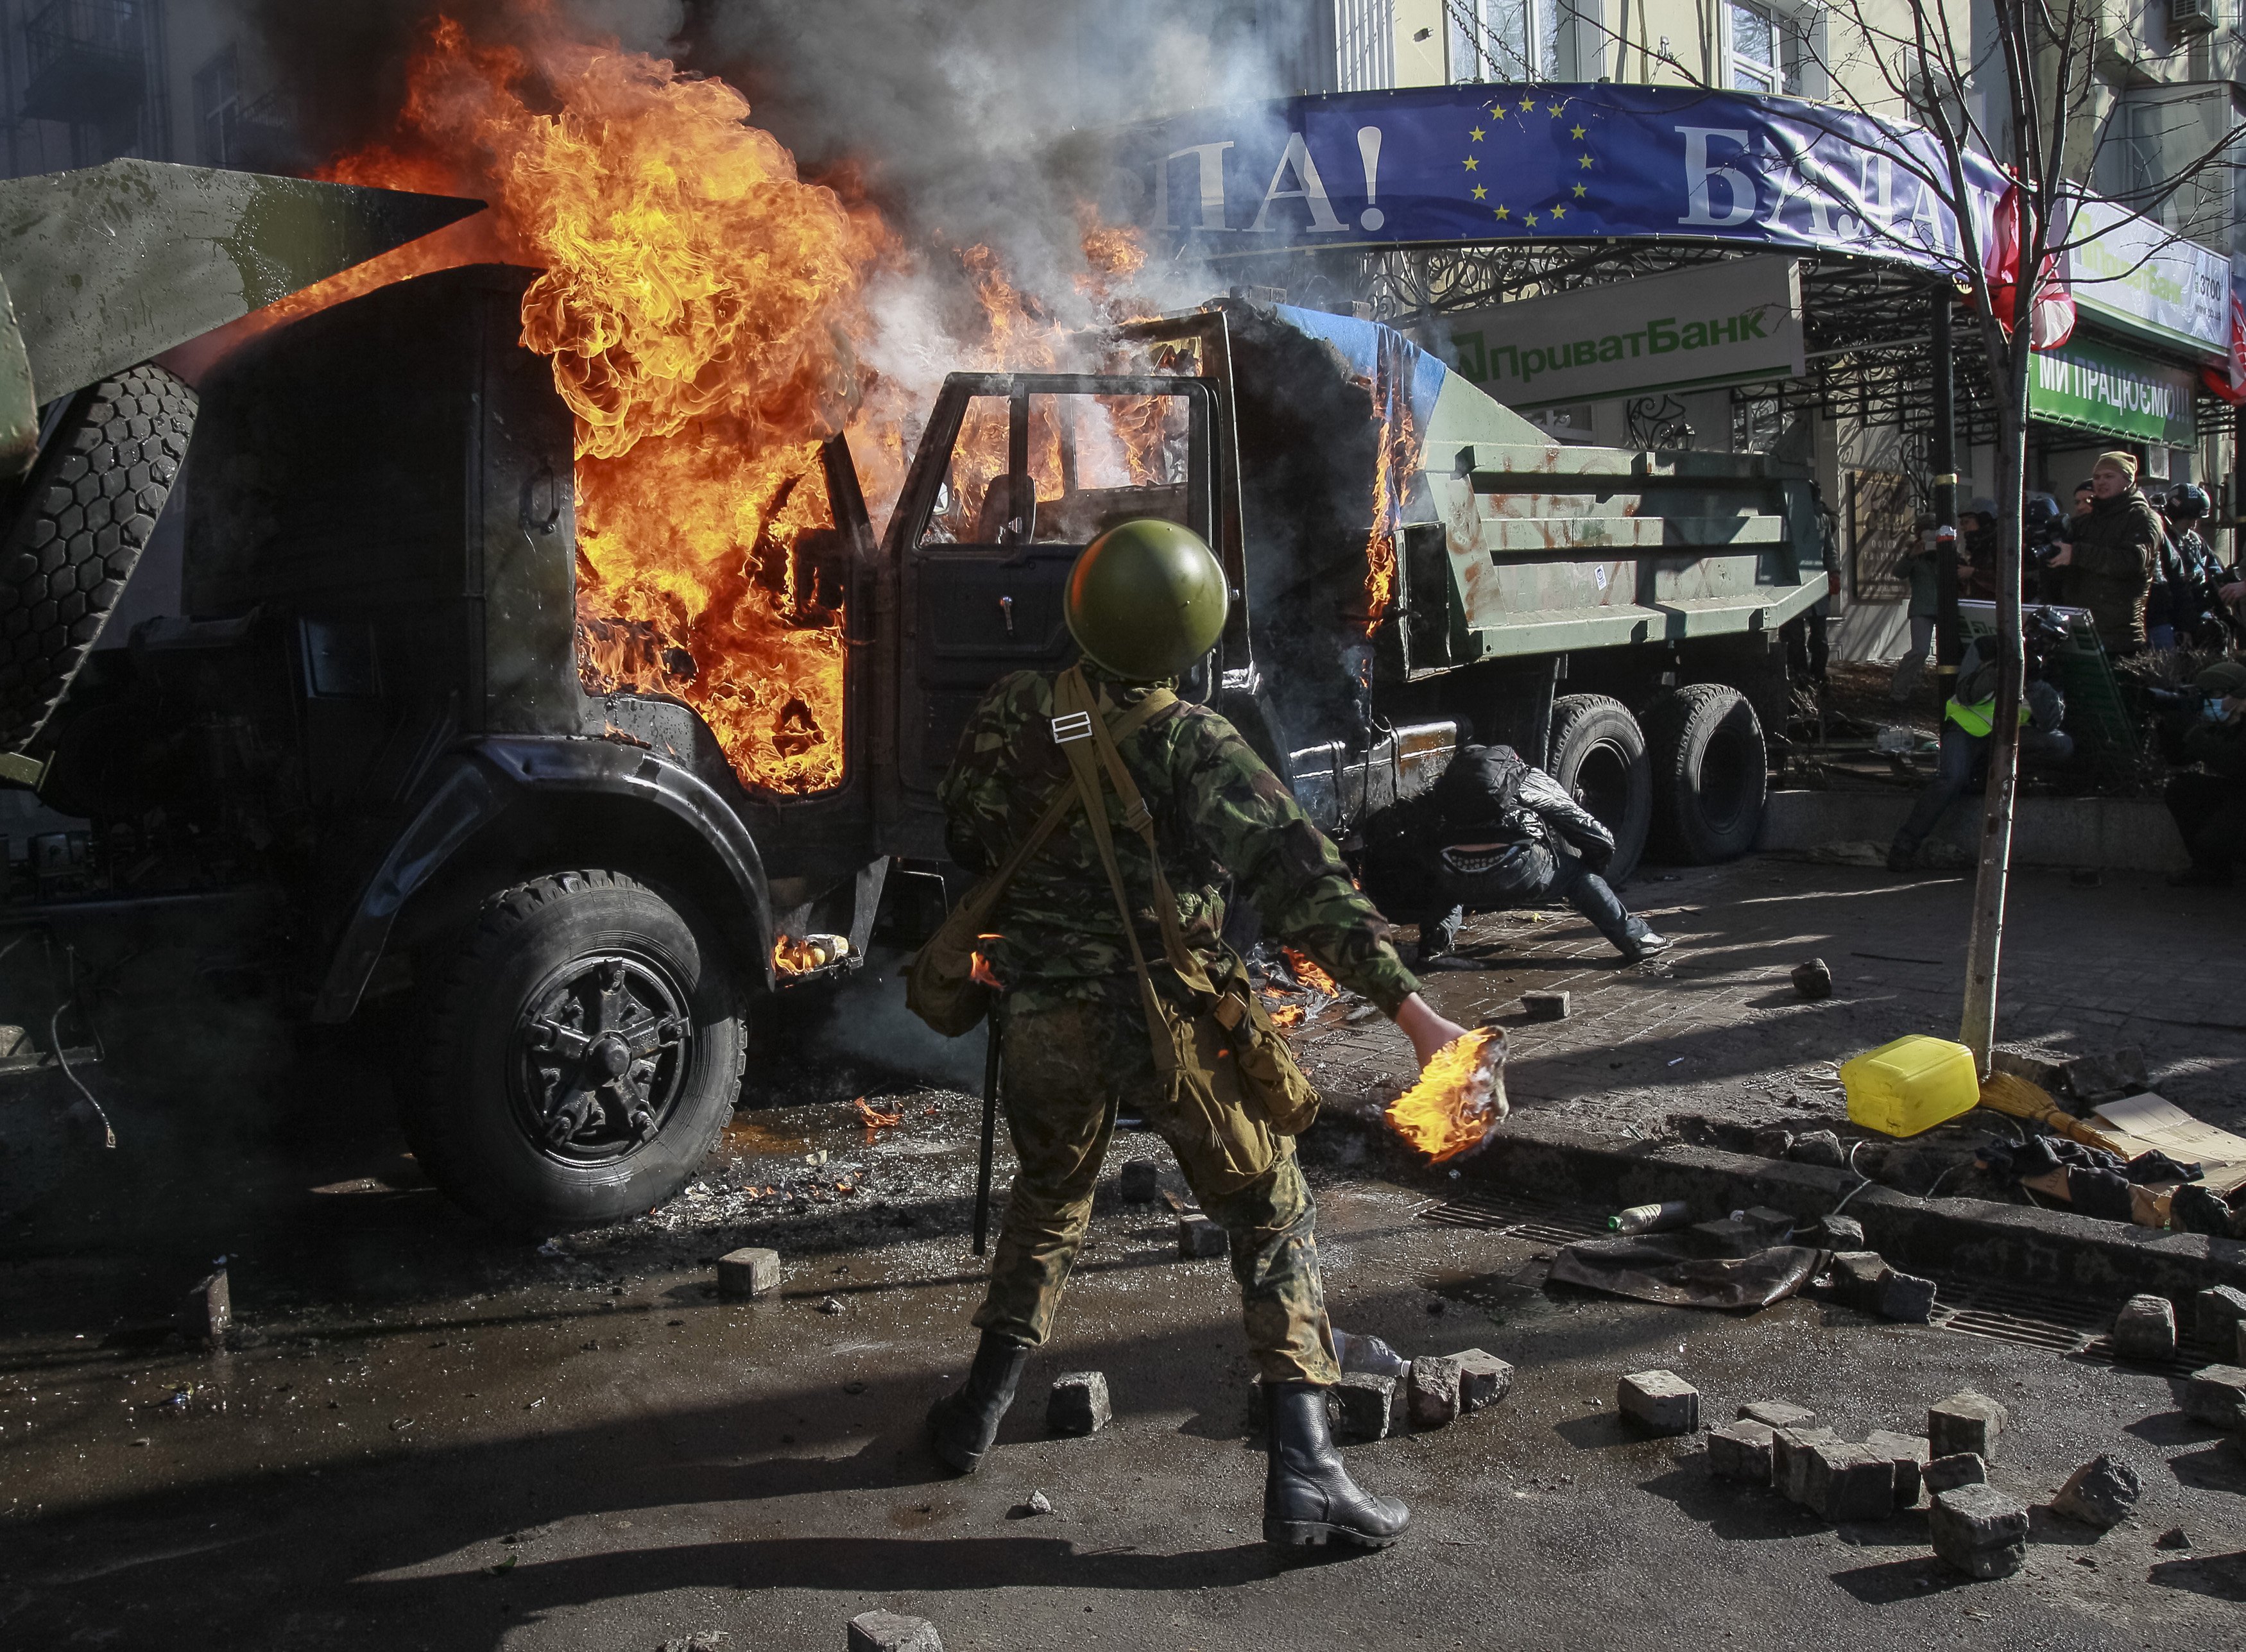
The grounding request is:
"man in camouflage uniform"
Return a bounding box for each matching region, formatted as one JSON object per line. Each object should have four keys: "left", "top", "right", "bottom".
{"left": 926, "top": 518, "right": 1465, "bottom": 1550}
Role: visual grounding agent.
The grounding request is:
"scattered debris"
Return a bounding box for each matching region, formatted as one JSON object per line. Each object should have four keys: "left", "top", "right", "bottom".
{"left": 1521, "top": 991, "right": 1569, "bottom": 1021}
{"left": 1876, "top": 1268, "right": 1939, "bottom": 1324}
{"left": 1407, "top": 1354, "right": 1463, "bottom": 1429}
{"left": 2181, "top": 1365, "right": 2246, "bottom": 1430}
{"left": 656, "top": 1633, "right": 727, "bottom": 1652}
{"left": 2051, "top": 1454, "right": 2141, "bottom": 1530}
{"left": 2110, "top": 1294, "right": 2177, "bottom": 1361}
{"left": 716, "top": 1247, "right": 782, "bottom": 1302}
{"left": 1022, "top": 1490, "right": 1054, "bottom": 1517}
{"left": 1330, "top": 1373, "right": 1396, "bottom": 1442}
{"left": 1928, "top": 1392, "right": 2009, "bottom": 1463}
{"left": 2156, "top": 1526, "right": 2191, "bottom": 1550}
{"left": 1177, "top": 1213, "right": 1228, "bottom": 1259}
{"left": 1751, "top": 1127, "right": 1794, "bottom": 1159}
{"left": 184, "top": 1265, "right": 231, "bottom": 1348}
{"left": 1801, "top": 1441, "right": 1894, "bottom": 1522}
{"left": 1863, "top": 1429, "right": 1930, "bottom": 1506}
{"left": 1813, "top": 1214, "right": 1864, "bottom": 1250}
{"left": 1923, "top": 1452, "right": 1986, "bottom": 1496}
{"left": 1787, "top": 1130, "right": 1846, "bottom": 1169}
{"left": 847, "top": 1611, "right": 944, "bottom": 1652}
{"left": 1772, "top": 1426, "right": 1840, "bottom": 1503}
{"left": 1332, "top": 1328, "right": 1407, "bottom": 1379}
{"left": 1706, "top": 1418, "right": 1776, "bottom": 1483}
{"left": 1454, "top": 1350, "right": 1513, "bottom": 1413}
{"left": 1790, "top": 958, "right": 1833, "bottom": 1001}
{"left": 1047, "top": 1372, "right": 1111, "bottom": 1436}
{"left": 1828, "top": 1252, "right": 1888, "bottom": 1309}
{"left": 1607, "top": 1200, "right": 1690, "bottom": 1236}
{"left": 1931, "top": 1483, "right": 2030, "bottom": 1579}
{"left": 1738, "top": 1401, "right": 1814, "bottom": 1430}
{"left": 1118, "top": 1160, "right": 1161, "bottom": 1202}
{"left": 1617, "top": 1370, "right": 1699, "bottom": 1436}
{"left": 816, "top": 1295, "right": 846, "bottom": 1316}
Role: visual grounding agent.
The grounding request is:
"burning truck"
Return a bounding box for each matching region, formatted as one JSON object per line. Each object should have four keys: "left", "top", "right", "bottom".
{"left": 1, "top": 148, "right": 1821, "bottom": 1232}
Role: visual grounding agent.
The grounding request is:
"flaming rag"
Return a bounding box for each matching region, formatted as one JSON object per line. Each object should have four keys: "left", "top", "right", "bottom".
{"left": 939, "top": 658, "right": 1421, "bottom": 1383}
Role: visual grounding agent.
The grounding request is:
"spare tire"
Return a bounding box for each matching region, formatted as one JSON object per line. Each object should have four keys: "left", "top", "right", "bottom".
{"left": 1547, "top": 693, "right": 1650, "bottom": 883}
{"left": 0, "top": 364, "right": 196, "bottom": 751}
{"left": 1643, "top": 683, "right": 1767, "bottom": 864}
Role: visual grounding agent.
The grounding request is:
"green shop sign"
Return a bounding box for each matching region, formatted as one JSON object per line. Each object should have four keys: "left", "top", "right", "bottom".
{"left": 2027, "top": 337, "right": 2195, "bottom": 447}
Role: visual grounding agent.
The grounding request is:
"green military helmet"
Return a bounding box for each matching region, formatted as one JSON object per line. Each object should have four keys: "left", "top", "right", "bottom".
{"left": 1064, "top": 518, "right": 1229, "bottom": 681}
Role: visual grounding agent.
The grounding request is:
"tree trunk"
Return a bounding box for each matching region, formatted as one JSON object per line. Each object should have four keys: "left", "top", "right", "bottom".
{"left": 1959, "top": 349, "right": 2030, "bottom": 1071}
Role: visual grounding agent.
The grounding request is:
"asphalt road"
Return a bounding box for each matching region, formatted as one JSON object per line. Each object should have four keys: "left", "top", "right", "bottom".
{"left": 5, "top": 1074, "right": 2243, "bottom": 1651}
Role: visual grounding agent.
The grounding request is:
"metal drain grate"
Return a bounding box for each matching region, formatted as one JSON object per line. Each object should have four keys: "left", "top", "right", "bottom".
{"left": 1929, "top": 1279, "right": 2111, "bottom": 1355}
{"left": 1418, "top": 1186, "right": 1609, "bottom": 1246}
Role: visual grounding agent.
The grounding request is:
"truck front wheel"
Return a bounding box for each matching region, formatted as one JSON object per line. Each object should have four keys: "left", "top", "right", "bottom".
{"left": 403, "top": 870, "right": 747, "bottom": 1234}
{"left": 1643, "top": 684, "right": 1768, "bottom": 864}
{"left": 1547, "top": 693, "right": 1651, "bottom": 883}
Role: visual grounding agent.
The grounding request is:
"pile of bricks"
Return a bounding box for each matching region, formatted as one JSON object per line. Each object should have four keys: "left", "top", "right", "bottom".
{"left": 1323, "top": 1348, "right": 1514, "bottom": 1442}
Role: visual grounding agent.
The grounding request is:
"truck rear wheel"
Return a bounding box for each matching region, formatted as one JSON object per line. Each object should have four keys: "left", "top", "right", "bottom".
{"left": 402, "top": 869, "right": 746, "bottom": 1234}
{"left": 1547, "top": 693, "right": 1650, "bottom": 883}
{"left": 1643, "top": 683, "right": 1767, "bottom": 864}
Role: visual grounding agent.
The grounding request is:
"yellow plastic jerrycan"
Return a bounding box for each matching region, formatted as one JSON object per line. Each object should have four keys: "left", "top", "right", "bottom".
{"left": 1842, "top": 1035, "right": 1980, "bottom": 1137}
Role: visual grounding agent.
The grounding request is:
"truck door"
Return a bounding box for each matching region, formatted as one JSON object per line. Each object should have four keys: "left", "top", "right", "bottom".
{"left": 884, "top": 372, "right": 1218, "bottom": 855}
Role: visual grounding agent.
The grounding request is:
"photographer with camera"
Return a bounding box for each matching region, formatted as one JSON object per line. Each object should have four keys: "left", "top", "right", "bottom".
{"left": 2161, "top": 484, "right": 2236, "bottom": 649}
{"left": 2046, "top": 452, "right": 2159, "bottom": 656}
{"left": 2165, "top": 660, "right": 2246, "bottom": 887}
{"left": 1887, "top": 608, "right": 2076, "bottom": 872}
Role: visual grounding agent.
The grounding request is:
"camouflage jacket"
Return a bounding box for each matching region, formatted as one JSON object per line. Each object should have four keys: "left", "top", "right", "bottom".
{"left": 938, "top": 662, "right": 1421, "bottom": 1014}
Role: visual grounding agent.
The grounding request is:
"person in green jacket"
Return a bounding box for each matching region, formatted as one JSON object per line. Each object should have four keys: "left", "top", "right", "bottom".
{"left": 2048, "top": 452, "right": 2159, "bottom": 654}
{"left": 927, "top": 518, "right": 1467, "bottom": 1551}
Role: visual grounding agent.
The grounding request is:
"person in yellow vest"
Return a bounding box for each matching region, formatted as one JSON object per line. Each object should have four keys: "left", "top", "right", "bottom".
{"left": 1887, "top": 608, "right": 2076, "bottom": 871}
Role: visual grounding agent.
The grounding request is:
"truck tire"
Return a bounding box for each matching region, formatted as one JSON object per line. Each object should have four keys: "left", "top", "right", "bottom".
{"left": 0, "top": 364, "right": 196, "bottom": 751}
{"left": 402, "top": 869, "right": 747, "bottom": 1234}
{"left": 1547, "top": 694, "right": 1650, "bottom": 883}
{"left": 1643, "top": 683, "right": 1767, "bottom": 864}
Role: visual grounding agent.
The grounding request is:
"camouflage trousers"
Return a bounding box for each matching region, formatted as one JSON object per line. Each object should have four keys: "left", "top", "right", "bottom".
{"left": 972, "top": 992, "right": 1341, "bottom": 1385}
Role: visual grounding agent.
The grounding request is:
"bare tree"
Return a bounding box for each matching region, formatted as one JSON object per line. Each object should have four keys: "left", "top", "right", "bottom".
{"left": 1446, "top": 0, "right": 2243, "bottom": 1064}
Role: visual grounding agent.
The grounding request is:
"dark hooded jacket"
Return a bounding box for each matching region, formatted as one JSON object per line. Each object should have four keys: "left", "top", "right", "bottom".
{"left": 2064, "top": 487, "right": 2161, "bottom": 650}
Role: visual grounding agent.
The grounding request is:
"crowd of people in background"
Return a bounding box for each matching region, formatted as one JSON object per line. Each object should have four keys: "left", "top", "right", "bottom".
{"left": 1879, "top": 451, "right": 2246, "bottom": 886}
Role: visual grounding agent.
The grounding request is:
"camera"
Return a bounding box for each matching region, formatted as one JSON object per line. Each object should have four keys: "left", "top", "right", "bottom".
{"left": 2022, "top": 493, "right": 2071, "bottom": 566}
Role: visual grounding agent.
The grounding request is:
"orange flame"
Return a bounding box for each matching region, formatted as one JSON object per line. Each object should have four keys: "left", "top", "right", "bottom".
{"left": 1270, "top": 1003, "right": 1306, "bottom": 1028}
{"left": 970, "top": 935, "right": 1004, "bottom": 992}
{"left": 853, "top": 1096, "right": 904, "bottom": 1130}
{"left": 248, "top": 15, "right": 891, "bottom": 796}
{"left": 774, "top": 934, "right": 850, "bottom": 974}
{"left": 1283, "top": 947, "right": 1339, "bottom": 996}
{"left": 1384, "top": 1028, "right": 1509, "bottom": 1162}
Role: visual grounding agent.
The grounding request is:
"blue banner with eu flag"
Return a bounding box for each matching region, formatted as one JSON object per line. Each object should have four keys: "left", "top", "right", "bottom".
{"left": 1122, "top": 84, "right": 2006, "bottom": 277}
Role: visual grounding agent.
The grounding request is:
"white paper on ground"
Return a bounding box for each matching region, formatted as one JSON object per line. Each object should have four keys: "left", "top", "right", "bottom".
{"left": 2092, "top": 1093, "right": 2246, "bottom": 1196}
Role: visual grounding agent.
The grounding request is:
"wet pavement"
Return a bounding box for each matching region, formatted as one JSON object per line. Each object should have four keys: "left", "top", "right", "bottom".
{"left": 6, "top": 1060, "right": 2246, "bottom": 1648}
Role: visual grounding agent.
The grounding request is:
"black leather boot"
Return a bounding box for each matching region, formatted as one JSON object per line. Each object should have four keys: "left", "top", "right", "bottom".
{"left": 1263, "top": 1381, "right": 1411, "bottom": 1548}
{"left": 927, "top": 1331, "right": 1029, "bottom": 1475}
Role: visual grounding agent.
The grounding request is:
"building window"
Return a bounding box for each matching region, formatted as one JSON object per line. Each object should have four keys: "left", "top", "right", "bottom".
{"left": 1448, "top": 0, "right": 1561, "bottom": 81}
{"left": 1334, "top": 0, "right": 1395, "bottom": 91}
{"left": 1727, "top": 1, "right": 1781, "bottom": 93}
{"left": 194, "top": 44, "right": 239, "bottom": 166}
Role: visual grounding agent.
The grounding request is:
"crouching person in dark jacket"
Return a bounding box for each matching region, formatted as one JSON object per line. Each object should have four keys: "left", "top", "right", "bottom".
{"left": 1371, "top": 742, "right": 1672, "bottom": 966}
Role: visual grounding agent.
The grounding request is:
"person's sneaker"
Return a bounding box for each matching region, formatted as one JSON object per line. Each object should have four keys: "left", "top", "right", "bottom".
{"left": 1618, "top": 929, "right": 1674, "bottom": 964}
{"left": 1886, "top": 840, "right": 1915, "bottom": 873}
{"left": 2166, "top": 865, "right": 2233, "bottom": 888}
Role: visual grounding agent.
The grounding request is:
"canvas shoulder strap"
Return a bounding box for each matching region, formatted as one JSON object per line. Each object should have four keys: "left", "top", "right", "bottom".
{"left": 956, "top": 677, "right": 1177, "bottom": 933}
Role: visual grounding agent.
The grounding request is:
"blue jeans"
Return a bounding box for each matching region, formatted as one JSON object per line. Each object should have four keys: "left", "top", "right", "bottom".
{"left": 1418, "top": 844, "right": 1644, "bottom": 957}
{"left": 1892, "top": 722, "right": 2076, "bottom": 856}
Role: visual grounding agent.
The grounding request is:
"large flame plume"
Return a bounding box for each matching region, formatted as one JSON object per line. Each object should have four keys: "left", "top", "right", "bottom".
{"left": 1384, "top": 1027, "right": 1509, "bottom": 1162}
{"left": 219, "top": 7, "right": 1163, "bottom": 796}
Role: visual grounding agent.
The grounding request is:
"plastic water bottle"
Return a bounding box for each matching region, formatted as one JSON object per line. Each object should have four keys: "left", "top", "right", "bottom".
{"left": 1607, "top": 1200, "right": 1691, "bottom": 1235}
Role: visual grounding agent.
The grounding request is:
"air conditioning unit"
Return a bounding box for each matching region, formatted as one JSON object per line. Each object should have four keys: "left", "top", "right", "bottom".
{"left": 2170, "top": 0, "right": 2216, "bottom": 37}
